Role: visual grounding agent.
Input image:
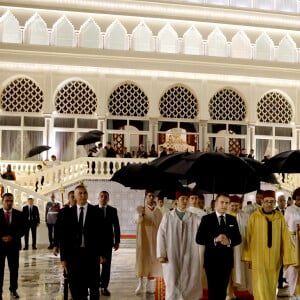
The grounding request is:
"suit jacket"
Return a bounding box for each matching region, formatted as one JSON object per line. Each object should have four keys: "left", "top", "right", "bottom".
{"left": 98, "top": 205, "right": 120, "bottom": 250}
{"left": 59, "top": 204, "right": 104, "bottom": 261}
{"left": 22, "top": 205, "right": 40, "bottom": 225}
{"left": 196, "top": 212, "right": 241, "bottom": 269}
{"left": 275, "top": 207, "right": 285, "bottom": 215}
{"left": 0, "top": 208, "right": 25, "bottom": 250}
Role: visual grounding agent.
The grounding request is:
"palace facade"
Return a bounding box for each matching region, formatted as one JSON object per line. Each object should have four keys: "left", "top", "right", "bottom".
{"left": 0, "top": 0, "right": 300, "bottom": 162}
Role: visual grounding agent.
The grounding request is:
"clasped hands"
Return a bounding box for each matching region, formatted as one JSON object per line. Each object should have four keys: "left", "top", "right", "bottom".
{"left": 215, "top": 234, "right": 230, "bottom": 246}
{"left": 1, "top": 235, "right": 13, "bottom": 242}
{"left": 158, "top": 257, "right": 168, "bottom": 263}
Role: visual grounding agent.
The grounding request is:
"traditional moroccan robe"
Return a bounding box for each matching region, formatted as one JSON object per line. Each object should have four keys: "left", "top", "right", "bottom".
{"left": 285, "top": 204, "right": 300, "bottom": 296}
{"left": 157, "top": 210, "right": 203, "bottom": 300}
{"left": 232, "top": 210, "right": 252, "bottom": 291}
{"left": 242, "top": 208, "right": 296, "bottom": 300}
{"left": 186, "top": 206, "right": 207, "bottom": 218}
{"left": 134, "top": 205, "right": 162, "bottom": 277}
{"left": 243, "top": 202, "right": 261, "bottom": 215}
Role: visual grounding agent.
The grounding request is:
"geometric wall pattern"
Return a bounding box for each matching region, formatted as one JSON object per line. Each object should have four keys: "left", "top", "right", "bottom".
{"left": 209, "top": 88, "right": 246, "bottom": 121}
{"left": 55, "top": 80, "right": 97, "bottom": 114}
{"left": 1, "top": 77, "right": 44, "bottom": 112}
{"left": 257, "top": 91, "right": 293, "bottom": 124}
{"left": 108, "top": 83, "right": 149, "bottom": 116}
{"left": 159, "top": 85, "right": 198, "bottom": 119}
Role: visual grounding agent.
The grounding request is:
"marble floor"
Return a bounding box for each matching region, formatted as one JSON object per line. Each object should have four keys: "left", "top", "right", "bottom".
{"left": 0, "top": 241, "right": 294, "bottom": 299}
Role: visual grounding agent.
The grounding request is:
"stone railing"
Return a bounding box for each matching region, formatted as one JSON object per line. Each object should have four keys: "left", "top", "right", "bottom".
{"left": 0, "top": 178, "right": 54, "bottom": 213}
{"left": 0, "top": 157, "right": 151, "bottom": 221}
{"left": 15, "top": 157, "right": 153, "bottom": 194}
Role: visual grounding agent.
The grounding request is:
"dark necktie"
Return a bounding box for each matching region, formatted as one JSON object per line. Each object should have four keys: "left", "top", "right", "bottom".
{"left": 29, "top": 207, "right": 32, "bottom": 220}
{"left": 266, "top": 218, "right": 272, "bottom": 248}
{"left": 79, "top": 207, "right": 84, "bottom": 229}
{"left": 79, "top": 207, "right": 84, "bottom": 246}
{"left": 5, "top": 211, "right": 10, "bottom": 225}
{"left": 219, "top": 215, "right": 226, "bottom": 233}
{"left": 281, "top": 209, "right": 285, "bottom": 215}
{"left": 102, "top": 207, "right": 106, "bottom": 218}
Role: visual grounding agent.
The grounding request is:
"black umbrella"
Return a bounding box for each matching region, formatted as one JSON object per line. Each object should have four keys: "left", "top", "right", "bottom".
{"left": 111, "top": 163, "right": 181, "bottom": 191}
{"left": 87, "top": 130, "right": 104, "bottom": 136}
{"left": 153, "top": 152, "right": 259, "bottom": 194}
{"left": 149, "top": 151, "right": 192, "bottom": 170}
{"left": 76, "top": 132, "right": 102, "bottom": 146}
{"left": 26, "top": 145, "right": 51, "bottom": 158}
{"left": 243, "top": 158, "right": 278, "bottom": 184}
{"left": 263, "top": 150, "right": 300, "bottom": 173}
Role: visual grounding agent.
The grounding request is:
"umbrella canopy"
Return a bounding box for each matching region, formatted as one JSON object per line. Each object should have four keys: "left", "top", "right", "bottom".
{"left": 263, "top": 150, "right": 300, "bottom": 173}
{"left": 76, "top": 132, "right": 102, "bottom": 146}
{"left": 152, "top": 152, "right": 260, "bottom": 194}
{"left": 111, "top": 163, "right": 181, "bottom": 192}
{"left": 149, "top": 151, "right": 192, "bottom": 170}
{"left": 26, "top": 145, "right": 51, "bottom": 158}
{"left": 87, "top": 130, "right": 104, "bottom": 136}
{"left": 243, "top": 158, "right": 278, "bottom": 184}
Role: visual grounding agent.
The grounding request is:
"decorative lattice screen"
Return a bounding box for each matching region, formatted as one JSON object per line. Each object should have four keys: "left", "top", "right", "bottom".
{"left": 209, "top": 88, "right": 246, "bottom": 121}
{"left": 55, "top": 80, "right": 97, "bottom": 114}
{"left": 108, "top": 83, "right": 149, "bottom": 116}
{"left": 159, "top": 86, "right": 198, "bottom": 119}
{"left": 257, "top": 92, "right": 292, "bottom": 123}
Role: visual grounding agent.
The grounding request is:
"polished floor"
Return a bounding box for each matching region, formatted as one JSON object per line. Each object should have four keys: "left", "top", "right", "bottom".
{"left": 1, "top": 241, "right": 294, "bottom": 299}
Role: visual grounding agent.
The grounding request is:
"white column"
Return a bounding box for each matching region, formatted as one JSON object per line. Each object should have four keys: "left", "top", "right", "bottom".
{"left": 200, "top": 120, "right": 208, "bottom": 152}
{"left": 45, "top": 116, "right": 51, "bottom": 160}
{"left": 248, "top": 123, "right": 255, "bottom": 151}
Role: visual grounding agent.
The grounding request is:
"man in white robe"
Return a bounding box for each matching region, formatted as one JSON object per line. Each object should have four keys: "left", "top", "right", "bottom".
{"left": 285, "top": 187, "right": 300, "bottom": 298}
{"left": 134, "top": 190, "right": 162, "bottom": 295}
{"left": 227, "top": 195, "right": 251, "bottom": 300}
{"left": 157, "top": 191, "right": 203, "bottom": 300}
{"left": 186, "top": 191, "right": 207, "bottom": 218}
{"left": 243, "top": 189, "right": 263, "bottom": 215}
{"left": 157, "top": 198, "right": 169, "bottom": 215}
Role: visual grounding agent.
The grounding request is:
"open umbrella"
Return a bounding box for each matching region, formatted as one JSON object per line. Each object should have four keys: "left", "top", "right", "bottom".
{"left": 152, "top": 152, "right": 259, "bottom": 194}
{"left": 87, "top": 130, "right": 103, "bottom": 136}
{"left": 76, "top": 133, "right": 101, "bottom": 146}
{"left": 111, "top": 163, "right": 181, "bottom": 191}
{"left": 149, "top": 151, "right": 192, "bottom": 170}
{"left": 243, "top": 158, "right": 278, "bottom": 184}
{"left": 26, "top": 145, "right": 51, "bottom": 158}
{"left": 263, "top": 150, "right": 300, "bottom": 173}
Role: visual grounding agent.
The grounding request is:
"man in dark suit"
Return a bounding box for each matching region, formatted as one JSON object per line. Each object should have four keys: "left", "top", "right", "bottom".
{"left": 97, "top": 191, "right": 121, "bottom": 296}
{"left": 196, "top": 193, "right": 241, "bottom": 300}
{"left": 22, "top": 197, "right": 40, "bottom": 250}
{"left": 0, "top": 193, "right": 25, "bottom": 299}
{"left": 59, "top": 185, "right": 105, "bottom": 300}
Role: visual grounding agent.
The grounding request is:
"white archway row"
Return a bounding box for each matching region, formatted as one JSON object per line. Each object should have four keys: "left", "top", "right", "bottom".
{"left": 0, "top": 10, "right": 300, "bottom": 64}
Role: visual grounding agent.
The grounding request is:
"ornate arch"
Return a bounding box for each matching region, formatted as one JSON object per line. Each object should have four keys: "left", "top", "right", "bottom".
{"left": 108, "top": 82, "right": 149, "bottom": 117}
{"left": 257, "top": 91, "right": 293, "bottom": 123}
{"left": 1, "top": 76, "right": 44, "bottom": 112}
{"left": 209, "top": 88, "right": 246, "bottom": 121}
{"left": 54, "top": 79, "right": 97, "bottom": 114}
{"left": 159, "top": 85, "right": 198, "bottom": 119}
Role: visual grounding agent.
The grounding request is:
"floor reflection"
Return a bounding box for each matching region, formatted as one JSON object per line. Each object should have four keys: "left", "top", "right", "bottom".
{"left": 1, "top": 243, "right": 293, "bottom": 300}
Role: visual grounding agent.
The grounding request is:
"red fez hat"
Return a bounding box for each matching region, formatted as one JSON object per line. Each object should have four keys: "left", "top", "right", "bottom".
{"left": 230, "top": 195, "right": 241, "bottom": 203}
{"left": 292, "top": 188, "right": 300, "bottom": 200}
{"left": 176, "top": 190, "right": 188, "bottom": 199}
{"left": 263, "top": 190, "right": 276, "bottom": 199}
